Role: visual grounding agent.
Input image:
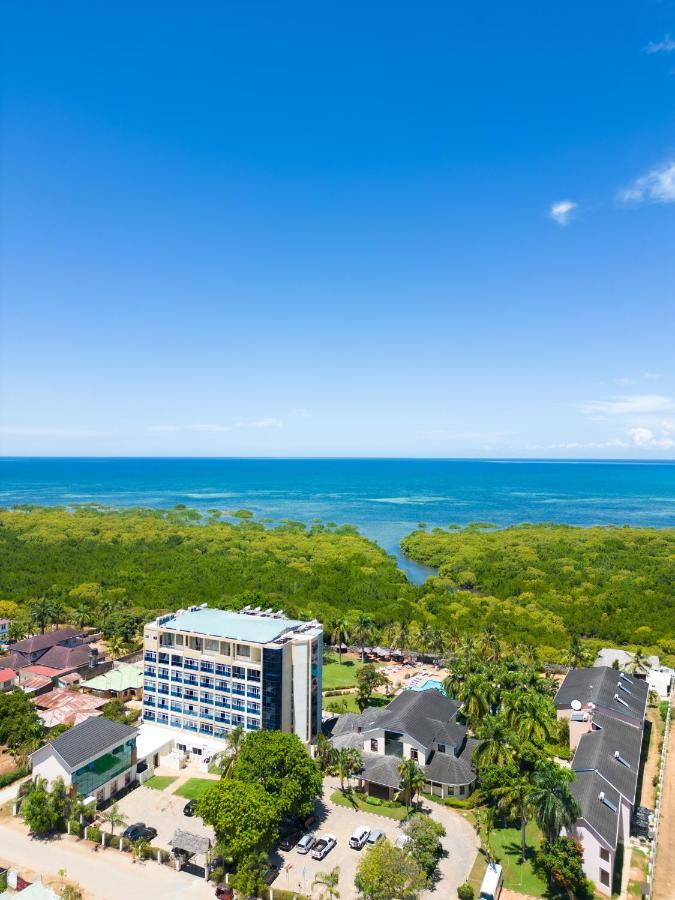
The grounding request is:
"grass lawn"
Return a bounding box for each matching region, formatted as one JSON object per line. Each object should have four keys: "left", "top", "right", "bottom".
{"left": 143, "top": 775, "right": 178, "bottom": 791}
{"left": 627, "top": 846, "right": 649, "bottom": 896}
{"left": 322, "top": 659, "right": 364, "bottom": 691}
{"left": 324, "top": 693, "right": 389, "bottom": 714}
{"left": 330, "top": 788, "right": 409, "bottom": 821}
{"left": 488, "top": 821, "right": 548, "bottom": 897}
{"left": 174, "top": 777, "right": 217, "bottom": 801}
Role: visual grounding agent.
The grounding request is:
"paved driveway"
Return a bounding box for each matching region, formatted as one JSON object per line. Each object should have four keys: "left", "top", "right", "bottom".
{"left": 113, "top": 777, "right": 215, "bottom": 851}
{"left": 273, "top": 779, "right": 478, "bottom": 900}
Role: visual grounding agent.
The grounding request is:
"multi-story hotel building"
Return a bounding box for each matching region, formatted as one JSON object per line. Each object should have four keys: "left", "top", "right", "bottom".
{"left": 141, "top": 605, "right": 322, "bottom": 753}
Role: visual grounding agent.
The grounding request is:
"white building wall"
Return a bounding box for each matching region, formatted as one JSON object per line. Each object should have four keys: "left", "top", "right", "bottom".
{"left": 292, "top": 640, "right": 310, "bottom": 742}
{"left": 31, "top": 752, "right": 72, "bottom": 790}
{"left": 569, "top": 823, "right": 614, "bottom": 897}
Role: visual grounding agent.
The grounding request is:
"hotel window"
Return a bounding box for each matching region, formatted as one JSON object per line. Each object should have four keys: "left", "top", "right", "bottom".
{"left": 410, "top": 748, "right": 419, "bottom": 761}
{"left": 216, "top": 663, "right": 231, "bottom": 677}
{"left": 220, "top": 641, "right": 231, "bottom": 656}
{"left": 600, "top": 848, "right": 610, "bottom": 862}
{"left": 205, "top": 639, "right": 219, "bottom": 654}
{"left": 236, "top": 644, "right": 251, "bottom": 658}
{"left": 370, "top": 739, "right": 378, "bottom": 752}
{"left": 438, "top": 744, "right": 446, "bottom": 754}
{"left": 233, "top": 666, "right": 246, "bottom": 681}
{"left": 175, "top": 634, "right": 184, "bottom": 646}
{"left": 600, "top": 869, "right": 610, "bottom": 887}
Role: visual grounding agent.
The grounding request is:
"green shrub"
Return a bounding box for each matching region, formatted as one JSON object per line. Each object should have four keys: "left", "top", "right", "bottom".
{"left": 365, "top": 795, "right": 382, "bottom": 806}
{"left": 158, "top": 848, "right": 171, "bottom": 863}
{"left": 443, "top": 794, "right": 478, "bottom": 809}
{"left": 659, "top": 701, "right": 669, "bottom": 723}
{"left": 457, "top": 883, "right": 475, "bottom": 900}
{"left": 0, "top": 767, "right": 28, "bottom": 789}
{"left": 68, "top": 819, "right": 83, "bottom": 837}
{"left": 87, "top": 825, "right": 101, "bottom": 844}
{"left": 108, "top": 834, "right": 120, "bottom": 849}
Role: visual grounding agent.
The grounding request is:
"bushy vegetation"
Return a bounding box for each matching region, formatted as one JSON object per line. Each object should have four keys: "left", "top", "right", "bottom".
{"left": 402, "top": 523, "right": 675, "bottom": 651}
{"left": 0, "top": 505, "right": 411, "bottom": 634}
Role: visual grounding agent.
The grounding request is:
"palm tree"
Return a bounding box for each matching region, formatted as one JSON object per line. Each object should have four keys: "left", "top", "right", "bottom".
{"left": 101, "top": 802, "right": 127, "bottom": 836}
{"left": 107, "top": 635, "right": 123, "bottom": 659}
{"left": 429, "top": 627, "right": 447, "bottom": 662}
{"left": 7, "top": 619, "right": 29, "bottom": 643}
{"left": 316, "top": 732, "right": 335, "bottom": 772}
{"left": 393, "top": 618, "right": 411, "bottom": 659}
{"left": 312, "top": 866, "right": 340, "bottom": 900}
{"left": 214, "top": 725, "right": 245, "bottom": 778}
{"left": 352, "top": 612, "right": 374, "bottom": 662}
{"left": 329, "top": 617, "right": 351, "bottom": 665}
{"left": 414, "top": 622, "right": 433, "bottom": 662}
{"left": 456, "top": 674, "right": 491, "bottom": 727}
{"left": 530, "top": 761, "right": 580, "bottom": 843}
{"left": 473, "top": 716, "right": 515, "bottom": 770}
{"left": 72, "top": 603, "right": 92, "bottom": 630}
{"left": 505, "top": 690, "right": 557, "bottom": 748}
{"left": 332, "top": 747, "right": 361, "bottom": 791}
{"left": 480, "top": 626, "right": 502, "bottom": 662}
{"left": 397, "top": 758, "right": 426, "bottom": 810}
{"left": 566, "top": 634, "right": 592, "bottom": 668}
{"left": 492, "top": 772, "right": 534, "bottom": 862}
{"left": 630, "top": 648, "right": 649, "bottom": 675}
{"left": 28, "top": 596, "right": 53, "bottom": 634}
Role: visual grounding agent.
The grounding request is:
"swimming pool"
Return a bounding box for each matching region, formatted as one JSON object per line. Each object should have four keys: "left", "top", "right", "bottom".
{"left": 407, "top": 677, "right": 445, "bottom": 693}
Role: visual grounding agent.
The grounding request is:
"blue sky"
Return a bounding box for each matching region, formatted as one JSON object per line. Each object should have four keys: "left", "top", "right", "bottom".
{"left": 1, "top": 1, "right": 674, "bottom": 458}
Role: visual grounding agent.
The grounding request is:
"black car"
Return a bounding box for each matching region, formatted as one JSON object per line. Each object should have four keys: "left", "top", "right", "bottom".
{"left": 122, "top": 822, "right": 157, "bottom": 842}
{"left": 262, "top": 866, "right": 280, "bottom": 886}
{"left": 279, "top": 829, "right": 300, "bottom": 851}
{"left": 184, "top": 799, "right": 197, "bottom": 817}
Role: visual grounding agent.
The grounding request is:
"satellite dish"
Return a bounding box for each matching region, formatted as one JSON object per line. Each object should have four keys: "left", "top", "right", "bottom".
{"left": 571, "top": 699, "right": 582, "bottom": 711}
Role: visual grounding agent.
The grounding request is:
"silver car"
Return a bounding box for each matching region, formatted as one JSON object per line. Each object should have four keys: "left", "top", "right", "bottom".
{"left": 296, "top": 832, "right": 316, "bottom": 854}
{"left": 366, "top": 829, "right": 384, "bottom": 847}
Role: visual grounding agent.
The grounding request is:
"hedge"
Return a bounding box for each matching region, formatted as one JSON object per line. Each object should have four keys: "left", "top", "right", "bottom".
{"left": 0, "top": 766, "right": 28, "bottom": 789}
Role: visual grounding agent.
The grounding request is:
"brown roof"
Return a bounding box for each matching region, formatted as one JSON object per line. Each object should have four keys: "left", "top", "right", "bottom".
{"left": 38, "top": 645, "right": 92, "bottom": 671}
{"left": 34, "top": 688, "right": 107, "bottom": 727}
{"left": 19, "top": 673, "right": 53, "bottom": 691}
{"left": 9, "top": 628, "right": 82, "bottom": 656}
{"left": 0, "top": 652, "right": 30, "bottom": 671}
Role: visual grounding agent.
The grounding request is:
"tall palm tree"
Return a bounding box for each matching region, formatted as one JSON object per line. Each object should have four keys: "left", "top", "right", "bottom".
{"left": 352, "top": 612, "right": 374, "bottom": 662}
{"left": 312, "top": 866, "right": 340, "bottom": 900}
{"left": 332, "top": 747, "right": 361, "bottom": 791}
{"left": 72, "top": 603, "right": 92, "bottom": 630}
{"left": 530, "top": 761, "right": 580, "bottom": 843}
{"left": 393, "top": 618, "right": 411, "bottom": 659}
{"left": 566, "top": 634, "right": 592, "bottom": 668}
{"left": 101, "top": 802, "right": 127, "bottom": 836}
{"left": 329, "top": 617, "right": 351, "bottom": 665}
{"left": 492, "top": 773, "right": 534, "bottom": 862}
{"left": 455, "top": 674, "right": 491, "bottom": 727}
{"left": 429, "top": 627, "right": 447, "bottom": 662}
{"left": 107, "top": 635, "right": 123, "bottom": 659}
{"left": 28, "top": 596, "right": 52, "bottom": 634}
{"left": 414, "top": 622, "right": 434, "bottom": 662}
{"left": 397, "top": 758, "right": 426, "bottom": 810}
{"left": 505, "top": 691, "right": 557, "bottom": 748}
{"left": 480, "top": 625, "right": 502, "bottom": 662}
{"left": 473, "top": 716, "right": 515, "bottom": 770}
{"left": 214, "top": 725, "right": 245, "bottom": 778}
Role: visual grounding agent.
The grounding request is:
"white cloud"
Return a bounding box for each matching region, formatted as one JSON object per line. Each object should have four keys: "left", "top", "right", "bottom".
{"left": 619, "top": 160, "right": 675, "bottom": 204}
{"left": 548, "top": 200, "right": 577, "bottom": 225}
{"left": 645, "top": 35, "right": 675, "bottom": 54}
{"left": 642, "top": 371, "right": 661, "bottom": 380}
{"left": 151, "top": 418, "right": 284, "bottom": 434}
{"left": 580, "top": 394, "right": 673, "bottom": 416}
{"left": 628, "top": 427, "right": 675, "bottom": 449}
{"left": 549, "top": 439, "right": 628, "bottom": 449}
{"left": 0, "top": 425, "right": 104, "bottom": 437}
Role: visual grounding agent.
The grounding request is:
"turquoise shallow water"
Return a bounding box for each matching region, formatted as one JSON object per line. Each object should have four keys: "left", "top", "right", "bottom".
{"left": 1, "top": 457, "right": 674, "bottom": 584}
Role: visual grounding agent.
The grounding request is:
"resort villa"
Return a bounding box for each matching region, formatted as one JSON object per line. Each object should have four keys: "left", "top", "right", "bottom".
{"left": 325, "top": 689, "right": 479, "bottom": 800}
{"left": 554, "top": 667, "right": 648, "bottom": 896}
{"left": 30, "top": 716, "right": 139, "bottom": 803}
{"left": 141, "top": 605, "right": 322, "bottom": 757}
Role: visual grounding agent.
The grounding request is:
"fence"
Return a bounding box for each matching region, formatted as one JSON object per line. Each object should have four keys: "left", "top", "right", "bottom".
{"left": 647, "top": 694, "right": 671, "bottom": 897}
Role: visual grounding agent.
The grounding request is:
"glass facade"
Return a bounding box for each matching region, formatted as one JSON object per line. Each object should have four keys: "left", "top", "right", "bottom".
{"left": 72, "top": 739, "right": 135, "bottom": 796}
{"left": 262, "top": 647, "right": 283, "bottom": 731}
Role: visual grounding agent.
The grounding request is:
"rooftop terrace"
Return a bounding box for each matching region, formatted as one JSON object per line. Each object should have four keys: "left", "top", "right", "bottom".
{"left": 152, "top": 606, "right": 321, "bottom": 644}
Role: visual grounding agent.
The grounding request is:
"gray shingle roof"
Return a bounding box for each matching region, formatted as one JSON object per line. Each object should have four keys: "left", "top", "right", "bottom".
{"left": 48, "top": 716, "right": 137, "bottom": 769}
{"left": 554, "top": 667, "right": 648, "bottom": 722}
{"left": 363, "top": 691, "right": 463, "bottom": 749}
{"left": 572, "top": 711, "right": 643, "bottom": 805}
{"left": 424, "top": 737, "right": 480, "bottom": 787}
{"left": 169, "top": 829, "right": 212, "bottom": 855}
{"left": 571, "top": 770, "right": 621, "bottom": 849}
{"left": 358, "top": 753, "right": 402, "bottom": 789}
{"left": 38, "top": 644, "right": 91, "bottom": 671}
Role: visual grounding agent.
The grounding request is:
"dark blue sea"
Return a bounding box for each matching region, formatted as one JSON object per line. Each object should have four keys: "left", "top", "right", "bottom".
{"left": 1, "top": 458, "right": 674, "bottom": 584}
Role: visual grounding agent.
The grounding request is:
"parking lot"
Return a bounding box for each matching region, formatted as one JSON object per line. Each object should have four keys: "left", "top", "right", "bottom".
{"left": 113, "top": 775, "right": 216, "bottom": 853}
{"left": 272, "top": 780, "right": 478, "bottom": 900}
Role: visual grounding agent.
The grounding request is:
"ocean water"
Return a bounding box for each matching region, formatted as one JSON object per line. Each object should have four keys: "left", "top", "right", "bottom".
{"left": 1, "top": 457, "right": 675, "bottom": 584}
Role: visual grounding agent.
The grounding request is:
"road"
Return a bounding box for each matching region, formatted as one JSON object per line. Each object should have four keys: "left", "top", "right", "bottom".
{"left": 0, "top": 817, "right": 213, "bottom": 900}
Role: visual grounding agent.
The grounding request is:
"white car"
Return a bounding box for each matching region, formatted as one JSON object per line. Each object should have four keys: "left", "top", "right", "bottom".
{"left": 296, "top": 832, "right": 316, "bottom": 854}
{"left": 311, "top": 833, "right": 337, "bottom": 860}
{"left": 349, "top": 825, "right": 370, "bottom": 850}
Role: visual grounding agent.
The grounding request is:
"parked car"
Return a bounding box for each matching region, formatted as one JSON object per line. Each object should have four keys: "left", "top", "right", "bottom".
{"left": 366, "top": 830, "right": 384, "bottom": 847}
{"left": 296, "top": 833, "right": 316, "bottom": 854}
{"left": 262, "top": 866, "right": 280, "bottom": 886}
{"left": 136, "top": 760, "right": 148, "bottom": 774}
{"left": 183, "top": 799, "right": 197, "bottom": 817}
{"left": 349, "top": 825, "right": 370, "bottom": 850}
{"left": 215, "top": 885, "right": 234, "bottom": 899}
{"left": 122, "top": 822, "right": 157, "bottom": 842}
{"left": 279, "top": 829, "right": 301, "bottom": 851}
{"left": 311, "top": 834, "right": 337, "bottom": 860}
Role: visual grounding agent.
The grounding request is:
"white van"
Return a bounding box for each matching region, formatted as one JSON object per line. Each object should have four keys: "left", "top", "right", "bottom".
{"left": 349, "top": 825, "right": 370, "bottom": 850}
{"left": 479, "top": 863, "right": 503, "bottom": 900}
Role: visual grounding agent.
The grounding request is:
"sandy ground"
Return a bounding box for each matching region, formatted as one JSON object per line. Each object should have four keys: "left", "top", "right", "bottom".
{"left": 0, "top": 816, "right": 213, "bottom": 900}
{"left": 638, "top": 705, "right": 664, "bottom": 810}
{"left": 652, "top": 717, "right": 674, "bottom": 900}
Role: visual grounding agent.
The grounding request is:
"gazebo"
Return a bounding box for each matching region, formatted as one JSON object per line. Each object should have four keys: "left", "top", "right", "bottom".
{"left": 169, "top": 828, "right": 212, "bottom": 878}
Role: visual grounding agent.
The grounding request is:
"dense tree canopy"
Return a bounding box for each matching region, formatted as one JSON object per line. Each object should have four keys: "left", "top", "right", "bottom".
{"left": 197, "top": 780, "right": 279, "bottom": 862}
{"left": 0, "top": 505, "right": 412, "bottom": 630}
{"left": 402, "top": 523, "right": 675, "bottom": 650}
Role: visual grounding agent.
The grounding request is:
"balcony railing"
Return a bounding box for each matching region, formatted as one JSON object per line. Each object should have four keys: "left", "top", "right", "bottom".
{"left": 158, "top": 653, "right": 170, "bottom": 665}
{"left": 171, "top": 655, "right": 183, "bottom": 667}
{"left": 144, "top": 651, "right": 157, "bottom": 663}
{"left": 171, "top": 703, "right": 182, "bottom": 713}
{"left": 200, "top": 678, "right": 213, "bottom": 688}
{"left": 171, "top": 673, "right": 182, "bottom": 683}
{"left": 158, "top": 686, "right": 169, "bottom": 696}
{"left": 144, "top": 668, "right": 156, "bottom": 677}
{"left": 170, "top": 688, "right": 182, "bottom": 698}
{"left": 247, "top": 705, "right": 260, "bottom": 715}
{"left": 184, "top": 660, "right": 198, "bottom": 672}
